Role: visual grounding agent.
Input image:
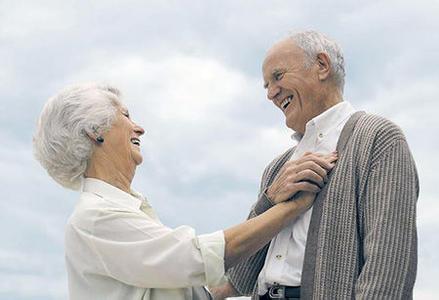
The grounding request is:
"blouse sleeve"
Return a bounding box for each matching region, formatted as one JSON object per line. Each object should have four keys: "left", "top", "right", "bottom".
{"left": 70, "top": 209, "right": 226, "bottom": 289}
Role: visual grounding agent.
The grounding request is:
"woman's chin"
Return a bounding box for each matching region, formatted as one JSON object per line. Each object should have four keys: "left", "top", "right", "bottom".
{"left": 133, "top": 155, "right": 143, "bottom": 166}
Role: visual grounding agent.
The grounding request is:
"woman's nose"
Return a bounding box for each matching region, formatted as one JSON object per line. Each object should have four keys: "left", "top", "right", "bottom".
{"left": 134, "top": 124, "right": 145, "bottom": 136}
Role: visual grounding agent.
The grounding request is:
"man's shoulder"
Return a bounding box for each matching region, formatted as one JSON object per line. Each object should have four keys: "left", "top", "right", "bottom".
{"left": 355, "top": 113, "right": 407, "bottom": 143}
{"left": 351, "top": 113, "right": 411, "bottom": 162}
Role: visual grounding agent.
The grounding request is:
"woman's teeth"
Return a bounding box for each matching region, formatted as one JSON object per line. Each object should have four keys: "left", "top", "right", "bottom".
{"left": 130, "top": 138, "right": 141, "bottom": 146}
{"left": 281, "top": 95, "right": 293, "bottom": 110}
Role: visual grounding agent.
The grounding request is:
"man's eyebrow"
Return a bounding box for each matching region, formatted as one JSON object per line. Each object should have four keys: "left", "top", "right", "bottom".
{"left": 263, "top": 68, "right": 284, "bottom": 88}
{"left": 272, "top": 68, "right": 284, "bottom": 75}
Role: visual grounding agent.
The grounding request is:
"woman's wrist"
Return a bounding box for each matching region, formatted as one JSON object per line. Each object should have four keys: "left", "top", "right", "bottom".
{"left": 274, "top": 201, "right": 300, "bottom": 226}
{"left": 277, "top": 195, "right": 314, "bottom": 224}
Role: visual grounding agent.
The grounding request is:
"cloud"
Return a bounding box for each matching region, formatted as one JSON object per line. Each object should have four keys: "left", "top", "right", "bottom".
{"left": 0, "top": 1, "right": 76, "bottom": 40}
{"left": 0, "top": 137, "right": 73, "bottom": 299}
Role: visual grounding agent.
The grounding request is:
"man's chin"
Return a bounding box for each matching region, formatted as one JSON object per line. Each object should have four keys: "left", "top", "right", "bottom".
{"left": 286, "top": 121, "right": 305, "bottom": 135}
{"left": 285, "top": 118, "right": 296, "bottom": 131}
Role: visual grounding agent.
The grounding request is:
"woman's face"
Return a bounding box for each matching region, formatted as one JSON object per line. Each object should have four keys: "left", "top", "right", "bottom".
{"left": 100, "top": 104, "right": 145, "bottom": 168}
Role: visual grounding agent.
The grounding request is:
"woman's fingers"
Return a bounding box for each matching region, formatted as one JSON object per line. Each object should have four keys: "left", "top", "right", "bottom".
{"left": 295, "top": 153, "right": 337, "bottom": 171}
{"left": 304, "top": 152, "right": 326, "bottom": 158}
{"left": 282, "top": 151, "right": 337, "bottom": 175}
{"left": 294, "top": 169, "right": 325, "bottom": 188}
{"left": 322, "top": 152, "right": 338, "bottom": 163}
{"left": 291, "top": 181, "right": 321, "bottom": 194}
{"left": 293, "top": 161, "right": 327, "bottom": 181}
{"left": 275, "top": 162, "right": 291, "bottom": 179}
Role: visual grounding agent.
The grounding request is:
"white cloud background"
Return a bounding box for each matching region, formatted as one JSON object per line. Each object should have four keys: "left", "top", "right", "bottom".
{"left": 0, "top": 0, "right": 438, "bottom": 299}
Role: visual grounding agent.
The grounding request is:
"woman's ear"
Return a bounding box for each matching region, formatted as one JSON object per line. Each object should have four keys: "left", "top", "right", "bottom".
{"left": 316, "top": 52, "right": 331, "bottom": 81}
{"left": 84, "top": 127, "right": 104, "bottom": 144}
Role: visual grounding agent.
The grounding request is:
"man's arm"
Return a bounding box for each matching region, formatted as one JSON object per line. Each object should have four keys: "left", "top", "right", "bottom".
{"left": 212, "top": 152, "right": 336, "bottom": 298}
{"left": 210, "top": 280, "right": 240, "bottom": 300}
{"left": 356, "top": 137, "right": 419, "bottom": 299}
{"left": 214, "top": 156, "right": 288, "bottom": 298}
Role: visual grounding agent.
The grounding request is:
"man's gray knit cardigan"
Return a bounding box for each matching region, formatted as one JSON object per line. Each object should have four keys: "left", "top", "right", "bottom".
{"left": 228, "top": 112, "right": 419, "bottom": 299}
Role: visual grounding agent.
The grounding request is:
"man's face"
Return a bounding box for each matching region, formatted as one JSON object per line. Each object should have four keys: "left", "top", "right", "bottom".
{"left": 262, "top": 39, "right": 322, "bottom": 134}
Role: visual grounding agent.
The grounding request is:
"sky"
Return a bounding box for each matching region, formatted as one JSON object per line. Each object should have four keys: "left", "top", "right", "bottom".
{"left": 0, "top": 0, "right": 438, "bottom": 299}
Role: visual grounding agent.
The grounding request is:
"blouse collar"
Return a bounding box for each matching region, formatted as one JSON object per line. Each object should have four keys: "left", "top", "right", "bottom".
{"left": 82, "top": 177, "right": 144, "bottom": 210}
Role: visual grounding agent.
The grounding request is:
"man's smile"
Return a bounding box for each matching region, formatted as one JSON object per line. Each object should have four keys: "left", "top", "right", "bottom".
{"left": 280, "top": 95, "right": 294, "bottom": 111}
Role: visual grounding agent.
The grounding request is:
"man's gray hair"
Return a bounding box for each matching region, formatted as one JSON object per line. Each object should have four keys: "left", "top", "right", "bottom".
{"left": 33, "top": 83, "right": 121, "bottom": 190}
{"left": 289, "top": 30, "right": 345, "bottom": 91}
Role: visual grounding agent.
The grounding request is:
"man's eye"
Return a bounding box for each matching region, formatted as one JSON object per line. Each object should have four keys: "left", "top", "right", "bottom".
{"left": 274, "top": 72, "right": 284, "bottom": 81}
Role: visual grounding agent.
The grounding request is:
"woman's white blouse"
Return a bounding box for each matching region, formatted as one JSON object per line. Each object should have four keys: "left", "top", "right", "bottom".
{"left": 65, "top": 178, "right": 226, "bottom": 300}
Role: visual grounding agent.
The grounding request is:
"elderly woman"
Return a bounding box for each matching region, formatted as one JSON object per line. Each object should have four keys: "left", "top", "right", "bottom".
{"left": 33, "top": 83, "right": 336, "bottom": 300}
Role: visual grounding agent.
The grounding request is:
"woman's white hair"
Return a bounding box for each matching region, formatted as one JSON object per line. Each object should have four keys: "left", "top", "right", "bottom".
{"left": 289, "top": 30, "right": 346, "bottom": 91}
{"left": 33, "top": 82, "right": 121, "bottom": 190}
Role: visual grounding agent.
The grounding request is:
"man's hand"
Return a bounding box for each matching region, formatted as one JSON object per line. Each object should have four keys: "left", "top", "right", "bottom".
{"left": 210, "top": 281, "right": 239, "bottom": 300}
{"left": 267, "top": 152, "right": 337, "bottom": 204}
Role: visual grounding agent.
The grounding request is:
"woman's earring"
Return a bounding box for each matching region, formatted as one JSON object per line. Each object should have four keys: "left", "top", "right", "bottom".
{"left": 92, "top": 126, "right": 104, "bottom": 144}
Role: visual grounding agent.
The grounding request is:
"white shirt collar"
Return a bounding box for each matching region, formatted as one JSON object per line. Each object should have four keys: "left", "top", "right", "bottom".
{"left": 291, "top": 101, "right": 355, "bottom": 142}
{"left": 82, "top": 177, "right": 144, "bottom": 210}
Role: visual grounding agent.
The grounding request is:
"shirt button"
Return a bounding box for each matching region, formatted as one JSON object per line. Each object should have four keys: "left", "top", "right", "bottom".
{"left": 318, "top": 133, "right": 323, "bottom": 138}
{"left": 275, "top": 254, "right": 282, "bottom": 259}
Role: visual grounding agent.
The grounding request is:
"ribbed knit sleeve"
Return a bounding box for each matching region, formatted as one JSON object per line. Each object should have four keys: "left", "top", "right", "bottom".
{"left": 355, "top": 137, "right": 418, "bottom": 299}
{"left": 227, "top": 148, "right": 295, "bottom": 295}
{"left": 227, "top": 178, "right": 274, "bottom": 295}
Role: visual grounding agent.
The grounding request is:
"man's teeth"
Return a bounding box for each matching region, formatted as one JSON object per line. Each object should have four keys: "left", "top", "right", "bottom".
{"left": 281, "top": 96, "right": 293, "bottom": 110}
{"left": 130, "top": 138, "right": 140, "bottom": 146}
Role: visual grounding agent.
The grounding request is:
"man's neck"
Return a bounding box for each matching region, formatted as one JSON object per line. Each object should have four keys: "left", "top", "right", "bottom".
{"left": 318, "top": 88, "right": 343, "bottom": 112}
{"left": 309, "top": 88, "right": 343, "bottom": 122}
{"left": 295, "top": 90, "right": 344, "bottom": 135}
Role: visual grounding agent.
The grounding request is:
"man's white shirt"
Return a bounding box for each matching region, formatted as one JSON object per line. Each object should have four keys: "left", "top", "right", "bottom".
{"left": 257, "top": 101, "right": 356, "bottom": 295}
{"left": 65, "top": 178, "right": 226, "bottom": 300}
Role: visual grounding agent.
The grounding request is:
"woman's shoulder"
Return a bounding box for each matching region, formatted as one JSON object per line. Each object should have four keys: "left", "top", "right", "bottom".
{"left": 66, "top": 191, "right": 146, "bottom": 235}
{"left": 66, "top": 192, "right": 103, "bottom": 233}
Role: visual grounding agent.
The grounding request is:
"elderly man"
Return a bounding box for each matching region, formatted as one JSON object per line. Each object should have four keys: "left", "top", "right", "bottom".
{"left": 212, "top": 31, "right": 418, "bottom": 299}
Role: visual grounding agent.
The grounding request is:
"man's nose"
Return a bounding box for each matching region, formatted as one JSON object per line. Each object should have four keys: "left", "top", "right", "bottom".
{"left": 267, "top": 84, "right": 281, "bottom": 101}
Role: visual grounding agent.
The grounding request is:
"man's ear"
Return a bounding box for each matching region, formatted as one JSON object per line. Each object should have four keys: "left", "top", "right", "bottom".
{"left": 316, "top": 52, "right": 331, "bottom": 81}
